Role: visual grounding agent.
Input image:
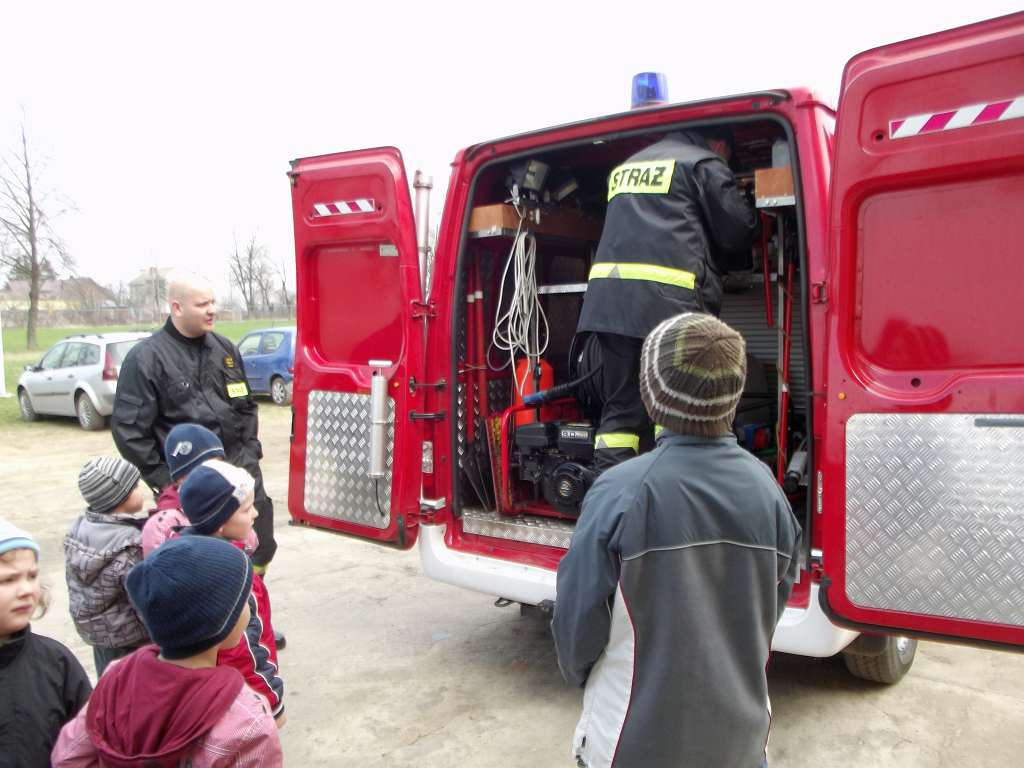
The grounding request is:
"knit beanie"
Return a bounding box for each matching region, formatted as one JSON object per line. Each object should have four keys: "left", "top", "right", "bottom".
{"left": 639, "top": 312, "right": 747, "bottom": 438}
{"left": 0, "top": 517, "right": 39, "bottom": 559}
{"left": 165, "top": 423, "right": 226, "bottom": 482}
{"left": 78, "top": 456, "right": 142, "bottom": 513}
{"left": 180, "top": 462, "right": 256, "bottom": 535}
{"left": 126, "top": 535, "right": 253, "bottom": 659}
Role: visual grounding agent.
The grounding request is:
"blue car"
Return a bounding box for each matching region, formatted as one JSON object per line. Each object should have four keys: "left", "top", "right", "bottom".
{"left": 237, "top": 326, "right": 295, "bottom": 405}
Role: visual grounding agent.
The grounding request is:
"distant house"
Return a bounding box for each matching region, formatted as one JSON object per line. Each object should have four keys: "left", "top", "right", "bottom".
{"left": 0, "top": 277, "right": 117, "bottom": 311}
{"left": 129, "top": 267, "right": 171, "bottom": 312}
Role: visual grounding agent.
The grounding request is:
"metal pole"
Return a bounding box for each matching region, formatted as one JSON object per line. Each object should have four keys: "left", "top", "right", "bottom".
{"left": 413, "top": 170, "right": 434, "bottom": 299}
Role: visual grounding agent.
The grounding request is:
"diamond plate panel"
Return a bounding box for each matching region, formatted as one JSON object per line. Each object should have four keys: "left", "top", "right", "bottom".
{"left": 462, "top": 507, "right": 575, "bottom": 549}
{"left": 846, "top": 413, "right": 1024, "bottom": 624}
{"left": 304, "top": 390, "right": 394, "bottom": 529}
{"left": 457, "top": 378, "right": 513, "bottom": 470}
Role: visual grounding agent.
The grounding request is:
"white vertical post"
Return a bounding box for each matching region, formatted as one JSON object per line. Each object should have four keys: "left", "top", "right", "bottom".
{"left": 0, "top": 309, "right": 10, "bottom": 398}
{"left": 413, "top": 170, "right": 434, "bottom": 300}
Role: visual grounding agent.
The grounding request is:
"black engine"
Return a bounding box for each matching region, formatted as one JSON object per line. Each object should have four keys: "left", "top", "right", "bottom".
{"left": 514, "top": 421, "right": 597, "bottom": 516}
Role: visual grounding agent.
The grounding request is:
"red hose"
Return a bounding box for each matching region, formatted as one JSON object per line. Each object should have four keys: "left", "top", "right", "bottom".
{"left": 776, "top": 260, "right": 795, "bottom": 484}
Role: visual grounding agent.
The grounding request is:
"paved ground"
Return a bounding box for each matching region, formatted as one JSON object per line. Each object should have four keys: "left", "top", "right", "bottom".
{"left": 4, "top": 403, "right": 1023, "bottom": 766}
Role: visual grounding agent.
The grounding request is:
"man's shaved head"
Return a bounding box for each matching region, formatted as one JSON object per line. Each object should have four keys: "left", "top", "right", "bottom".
{"left": 166, "top": 270, "right": 214, "bottom": 306}
{"left": 166, "top": 270, "right": 217, "bottom": 338}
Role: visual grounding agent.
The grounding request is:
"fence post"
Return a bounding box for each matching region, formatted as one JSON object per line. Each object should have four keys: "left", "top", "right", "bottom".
{"left": 0, "top": 309, "right": 10, "bottom": 398}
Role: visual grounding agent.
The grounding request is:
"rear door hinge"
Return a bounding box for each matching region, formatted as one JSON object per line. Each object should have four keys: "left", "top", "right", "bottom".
{"left": 419, "top": 496, "right": 447, "bottom": 524}
{"left": 411, "top": 299, "right": 437, "bottom": 319}
{"left": 410, "top": 410, "right": 447, "bottom": 421}
{"left": 811, "top": 281, "right": 828, "bottom": 304}
{"left": 409, "top": 376, "right": 447, "bottom": 394}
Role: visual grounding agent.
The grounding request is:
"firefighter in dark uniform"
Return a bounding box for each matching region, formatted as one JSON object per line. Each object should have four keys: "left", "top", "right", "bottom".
{"left": 111, "top": 273, "right": 279, "bottom": 570}
{"left": 577, "top": 129, "right": 758, "bottom": 470}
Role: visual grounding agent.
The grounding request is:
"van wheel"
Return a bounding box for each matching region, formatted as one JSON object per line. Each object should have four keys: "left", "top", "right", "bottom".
{"left": 76, "top": 393, "right": 107, "bottom": 431}
{"left": 270, "top": 376, "right": 291, "bottom": 406}
{"left": 843, "top": 636, "right": 918, "bottom": 684}
{"left": 18, "top": 389, "right": 40, "bottom": 422}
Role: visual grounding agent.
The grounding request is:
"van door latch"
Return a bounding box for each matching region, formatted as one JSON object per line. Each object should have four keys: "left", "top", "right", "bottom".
{"left": 811, "top": 281, "right": 828, "bottom": 304}
{"left": 411, "top": 299, "right": 437, "bottom": 319}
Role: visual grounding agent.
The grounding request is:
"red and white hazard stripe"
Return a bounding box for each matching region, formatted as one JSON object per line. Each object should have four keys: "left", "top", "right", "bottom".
{"left": 312, "top": 199, "right": 376, "bottom": 217}
{"left": 890, "top": 96, "right": 1024, "bottom": 139}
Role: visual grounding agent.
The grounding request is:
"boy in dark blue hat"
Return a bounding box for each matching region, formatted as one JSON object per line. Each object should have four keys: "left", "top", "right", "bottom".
{"left": 52, "top": 536, "right": 283, "bottom": 766}
{"left": 179, "top": 461, "right": 286, "bottom": 726}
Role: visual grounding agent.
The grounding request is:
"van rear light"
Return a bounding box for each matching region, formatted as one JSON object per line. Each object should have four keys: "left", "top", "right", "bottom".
{"left": 288, "top": 366, "right": 294, "bottom": 374}
{"left": 102, "top": 350, "right": 118, "bottom": 381}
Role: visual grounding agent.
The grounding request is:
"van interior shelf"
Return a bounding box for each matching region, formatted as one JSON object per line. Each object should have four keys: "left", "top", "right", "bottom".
{"left": 467, "top": 203, "right": 603, "bottom": 242}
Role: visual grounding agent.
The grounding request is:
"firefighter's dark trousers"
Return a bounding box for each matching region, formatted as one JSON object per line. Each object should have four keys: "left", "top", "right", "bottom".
{"left": 578, "top": 332, "right": 653, "bottom": 471}
{"left": 245, "top": 462, "right": 277, "bottom": 569}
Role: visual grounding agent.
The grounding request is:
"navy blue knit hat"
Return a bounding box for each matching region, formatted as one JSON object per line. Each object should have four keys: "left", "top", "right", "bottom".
{"left": 126, "top": 535, "right": 252, "bottom": 659}
{"left": 165, "top": 424, "right": 226, "bottom": 482}
{"left": 180, "top": 462, "right": 256, "bottom": 535}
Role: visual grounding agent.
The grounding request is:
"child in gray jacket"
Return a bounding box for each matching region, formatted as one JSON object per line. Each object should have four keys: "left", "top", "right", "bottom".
{"left": 64, "top": 456, "right": 150, "bottom": 676}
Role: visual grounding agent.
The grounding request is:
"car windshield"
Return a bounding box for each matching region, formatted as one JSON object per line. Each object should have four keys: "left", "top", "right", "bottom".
{"left": 108, "top": 340, "right": 141, "bottom": 365}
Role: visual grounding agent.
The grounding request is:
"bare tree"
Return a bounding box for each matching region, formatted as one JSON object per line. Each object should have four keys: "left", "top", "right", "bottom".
{"left": 254, "top": 258, "right": 275, "bottom": 313}
{"left": 228, "top": 235, "right": 259, "bottom": 314}
{"left": 276, "top": 257, "right": 294, "bottom": 316}
{"left": 0, "top": 122, "right": 74, "bottom": 348}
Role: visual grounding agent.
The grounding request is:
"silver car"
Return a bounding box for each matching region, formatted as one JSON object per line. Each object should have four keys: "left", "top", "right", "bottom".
{"left": 17, "top": 332, "right": 150, "bottom": 430}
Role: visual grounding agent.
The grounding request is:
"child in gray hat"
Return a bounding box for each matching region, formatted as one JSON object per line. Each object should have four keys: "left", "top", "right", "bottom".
{"left": 64, "top": 456, "right": 150, "bottom": 676}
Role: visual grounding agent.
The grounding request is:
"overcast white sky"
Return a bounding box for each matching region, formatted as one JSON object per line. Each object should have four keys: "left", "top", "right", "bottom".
{"left": 1, "top": 1, "right": 1018, "bottom": 299}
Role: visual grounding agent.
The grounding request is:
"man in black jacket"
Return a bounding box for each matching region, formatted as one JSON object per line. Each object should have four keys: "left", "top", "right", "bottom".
{"left": 576, "top": 129, "right": 758, "bottom": 469}
{"left": 111, "top": 273, "right": 278, "bottom": 570}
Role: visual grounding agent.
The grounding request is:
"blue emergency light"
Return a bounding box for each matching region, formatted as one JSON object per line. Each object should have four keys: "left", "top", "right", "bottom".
{"left": 631, "top": 72, "right": 668, "bottom": 109}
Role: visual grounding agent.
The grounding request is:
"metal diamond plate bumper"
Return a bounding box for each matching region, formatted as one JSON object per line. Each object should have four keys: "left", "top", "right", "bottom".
{"left": 304, "top": 390, "right": 394, "bottom": 529}
{"left": 461, "top": 507, "right": 575, "bottom": 549}
{"left": 846, "top": 413, "right": 1024, "bottom": 625}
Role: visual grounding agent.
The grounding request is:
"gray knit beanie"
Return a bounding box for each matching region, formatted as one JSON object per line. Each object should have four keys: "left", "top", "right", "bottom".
{"left": 640, "top": 313, "right": 747, "bottom": 438}
{"left": 78, "top": 456, "right": 142, "bottom": 513}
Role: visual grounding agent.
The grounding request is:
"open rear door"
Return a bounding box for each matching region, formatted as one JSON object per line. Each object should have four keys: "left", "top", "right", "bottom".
{"left": 287, "top": 148, "right": 424, "bottom": 548}
{"left": 821, "top": 13, "right": 1024, "bottom": 648}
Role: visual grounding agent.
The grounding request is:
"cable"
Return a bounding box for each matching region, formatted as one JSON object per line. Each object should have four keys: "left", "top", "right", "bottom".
{"left": 488, "top": 205, "right": 549, "bottom": 395}
{"left": 373, "top": 477, "right": 386, "bottom": 518}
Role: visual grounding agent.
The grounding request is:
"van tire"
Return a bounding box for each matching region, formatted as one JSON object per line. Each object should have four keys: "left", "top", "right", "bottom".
{"left": 270, "top": 376, "right": 291, "bottom": 406}
{"left": 76, "top": 392, "right": 106, "bottom": 431}
{"left": 843, "top": 636, "right": 918, "bottom": 684}
{"left": 18, "top": 388, "right": 40, "bottom": 422}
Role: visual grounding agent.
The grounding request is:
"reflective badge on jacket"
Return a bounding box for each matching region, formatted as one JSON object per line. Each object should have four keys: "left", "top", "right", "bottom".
{"left": 607, "top": 160, "right": 675, "bottom": 200}
{"left": 227, "top": 381, "right": 249, "bottom": 398}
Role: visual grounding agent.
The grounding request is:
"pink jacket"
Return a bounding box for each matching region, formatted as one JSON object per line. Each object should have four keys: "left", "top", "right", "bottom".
{"left": 142, "top": 507, "right": 259, "bottom": 559}
{"left": 51, "top": 678, "right": 282, "bottom": 767}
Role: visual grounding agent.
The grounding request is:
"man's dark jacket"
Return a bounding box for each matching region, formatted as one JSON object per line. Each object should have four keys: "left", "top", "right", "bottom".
{"left": 578, "top": 131, "right": 758, "bottom": 336}
{"left": 552, "top": 431, "right": 801, "bottom": 768}
{"left": 0, "top": 627, "right": 92, "bottom": 768}
{"left": 112, "top": 319, "right": 262, "bottom": 492}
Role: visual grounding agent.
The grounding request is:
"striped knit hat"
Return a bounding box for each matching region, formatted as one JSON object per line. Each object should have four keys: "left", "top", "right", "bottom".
{"left": 640, "top": 313, "right": 747, "bottom": 438}
{"left": 78, "top": 456, "right": 142, "bottom": 513}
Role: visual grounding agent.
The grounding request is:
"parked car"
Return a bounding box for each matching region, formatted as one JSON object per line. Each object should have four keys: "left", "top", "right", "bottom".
{"left": 17, "top": 331, "right": 151, "bottom": 430}
{"left": 237, "top": 326, "right": 295, "bottom": 405}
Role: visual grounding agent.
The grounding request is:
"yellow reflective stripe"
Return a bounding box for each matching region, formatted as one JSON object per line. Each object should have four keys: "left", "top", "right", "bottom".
{"left": 595, "top": 433, "right": 640, "bottom": 452}
{"left": 588, "top": 262, "right": 696, "bottom": 291}
{"left": 608, "top": 160, "right": 675, "bottom": 200}
{"left": 654, "top": 425, "right": 666, "bottom": 438}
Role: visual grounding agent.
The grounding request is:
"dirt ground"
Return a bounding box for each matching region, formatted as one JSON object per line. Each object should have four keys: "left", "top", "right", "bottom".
{"left": 3, "top": 403, "right": 1023, "bottom": 767}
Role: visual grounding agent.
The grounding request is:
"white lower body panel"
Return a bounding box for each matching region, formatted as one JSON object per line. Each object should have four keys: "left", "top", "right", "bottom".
{"left": 419, "top": 524, "right": 556, "bottom": 606}
{"left": 420, "top": 524, "right": 857, "bottom": 658}
{"left": 771, "top": 583, "right": 858, "bottom": 657}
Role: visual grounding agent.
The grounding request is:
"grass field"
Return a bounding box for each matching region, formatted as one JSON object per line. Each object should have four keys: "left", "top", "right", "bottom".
{"left": 0, "top": 319, "right": 292, "bottom": 427}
